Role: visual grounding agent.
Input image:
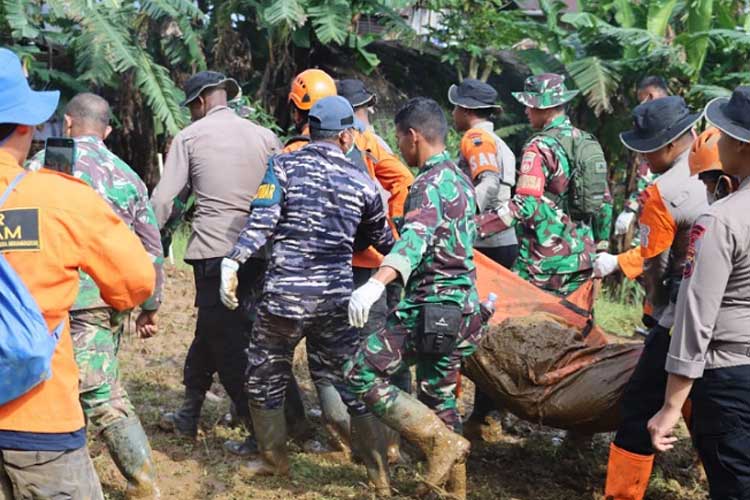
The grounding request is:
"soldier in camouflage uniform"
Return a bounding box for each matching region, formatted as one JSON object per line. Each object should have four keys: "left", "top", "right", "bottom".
{"left": 345, "top": 98, "right": 485, "bottom": 499}
{"left": 219, "top": 96, "right": 394, "bottom": 491}
{"left": 27, "top": 93, "right": 163, "bottom": 499}
{"left": 477, "top": 74, "right": 599, "bottom": 295}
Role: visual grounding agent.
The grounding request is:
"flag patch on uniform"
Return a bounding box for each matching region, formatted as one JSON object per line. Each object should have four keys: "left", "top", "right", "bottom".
{"left": 520, "top": 152, "right": 536, "bottom": 173}
{"left": 683, "top": 224, "right": 706, "bottom": 278}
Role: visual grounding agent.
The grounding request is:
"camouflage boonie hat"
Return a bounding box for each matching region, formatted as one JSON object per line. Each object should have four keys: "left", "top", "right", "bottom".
{"left": 512, "top": 73, "right": 579, "bottom": 110}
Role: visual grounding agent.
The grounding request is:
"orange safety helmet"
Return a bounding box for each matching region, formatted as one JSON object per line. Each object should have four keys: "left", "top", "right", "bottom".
{"left": 288, "top": 69, "right": 337, "bottom": 111}
{"left": 689, "top": 127, "right": 723, "bottom": 176}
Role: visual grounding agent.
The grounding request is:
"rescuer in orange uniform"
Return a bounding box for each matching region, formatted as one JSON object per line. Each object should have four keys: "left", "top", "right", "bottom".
{"left": 283, "top": 69, "right": 338, "bottom": 153}
{"left": 596, "top": 96, "right": 707, "bottom": 500}
{"left": 0, "top": 48, "right": 155, "bottom": 499}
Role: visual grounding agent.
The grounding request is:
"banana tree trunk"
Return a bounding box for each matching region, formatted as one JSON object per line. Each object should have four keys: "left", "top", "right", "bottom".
{"left": 686, "top": 0, "right": 714, "bottom": 80}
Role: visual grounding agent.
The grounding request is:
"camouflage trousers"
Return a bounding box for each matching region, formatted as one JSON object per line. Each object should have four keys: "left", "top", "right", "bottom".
{"left": 344, "top": 307, "right": 484, "bottom": 432}
{"left": 515, "top": 265, "right": 592, "bottom": 296}
{"left": 70, "top": 308, "right": 135, "bottom": 433}
{"left": 245, "top": 302, "right": 368, "bottom": 416}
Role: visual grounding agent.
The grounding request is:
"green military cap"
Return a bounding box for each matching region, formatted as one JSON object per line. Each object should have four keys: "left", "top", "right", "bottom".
{"left": 512, "top": 73, "right": 579, "bottom": 110}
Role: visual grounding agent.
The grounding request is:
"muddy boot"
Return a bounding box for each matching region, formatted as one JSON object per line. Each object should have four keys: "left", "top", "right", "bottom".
{"left": 561, "top": 429, "right": 595, "bottom": 454}
{"left": 159, "top": 388, "right": 204, "bottom": 439}
{"left": 317, "top": 382, "right": 351, "bottom": 453}
{"left": 351, "top": 414, "right": 391, "bottom": 497}
{"left": 285, "top": 376, "right": 315, "bottom": 442}
{"left": 221, "top": 401, "right": 241, "bottom": 428}
{"left": 379, "top": 392, "right": 469, "bottom": 493}
{"left": 445, "top": 462, "right": 467, "bottom": 500}
{"left": 384, "top": 426, "right": 403, "bottom": 465}
{"left": 102, "top": 417, "right": 160, "bottom": 499}
{"left": 244, "top": 406, "right": 289, "bottom": 478}
{"left": 224, "top": 414, "right": 259, "bottom": 458}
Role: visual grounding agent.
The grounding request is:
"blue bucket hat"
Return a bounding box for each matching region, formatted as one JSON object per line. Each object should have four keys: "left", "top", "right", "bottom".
{"left": 0, "top": 48, "right": 59, "bottom": 126}
{"left": 309, "top": 96, "right": 355, "bottom": 132}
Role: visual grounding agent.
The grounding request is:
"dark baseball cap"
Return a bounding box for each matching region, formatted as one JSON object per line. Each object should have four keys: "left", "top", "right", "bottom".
{"left": 309, "top": 96, "right": 355, "bottom": 132}
{"left": 181, "top": 71, "right": 240, "bottom": 106}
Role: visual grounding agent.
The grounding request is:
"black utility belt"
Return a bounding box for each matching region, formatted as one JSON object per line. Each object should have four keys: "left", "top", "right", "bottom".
{"left": 709, "top": 341, "right": 750, "bottom": 357}
{"left": 416, "top": 304, "right": 464, "bottom": 356}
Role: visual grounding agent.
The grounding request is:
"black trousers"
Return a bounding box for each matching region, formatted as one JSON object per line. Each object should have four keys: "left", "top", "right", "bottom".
{"left": 692, "top": 365, "right": 750, "bottom": 500}
{"left": 613, "top": 325, "right": 671, "bottom": 455}
{"left": 183, "top": 257, "right": 266, "bottom": 419}
{"left": 476, "top": 244, "right": 519, "bottom": 269}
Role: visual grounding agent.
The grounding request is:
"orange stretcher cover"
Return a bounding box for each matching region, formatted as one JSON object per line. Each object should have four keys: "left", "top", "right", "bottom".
{"left": 467, "top": 251, "right": 643, "bottom": 432}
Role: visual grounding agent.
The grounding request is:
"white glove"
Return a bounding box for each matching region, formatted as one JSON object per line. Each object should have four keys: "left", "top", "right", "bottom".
{"left": 348, "top": 278, "right": 386, "bottom": 328}
{"left": 220, "top": 258, "right": 240, "bottom": 310}
{"left": 593, "top": 252, "right": 620, "bottom": 278}
{"left": 614, "top": 211, "right": 636, "bottom": 236}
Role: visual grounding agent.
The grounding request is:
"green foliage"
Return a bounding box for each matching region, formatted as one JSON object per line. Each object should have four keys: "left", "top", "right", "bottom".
{"left": 567, "top": 56, "right": 621, "bottom": 115}
{"left": 2, "top": 0, "right": 193, "bottom": 136}
{"left": 427, "top": 0, "right": 539, "bottom": 81}
{"left": 230, "top": 96, "right": 284, "bottom": 134}
{"left": 254, "top": 0, "right": 415, "bottom": 72}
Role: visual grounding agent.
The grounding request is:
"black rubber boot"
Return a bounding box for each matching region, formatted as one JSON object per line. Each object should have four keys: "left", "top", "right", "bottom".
{"left": 102, "top": 417, "right": 160, "bottom": 499}
{"left": 224, "top": 414, "right": 259, "bottom": 457}
{"left": 243, "top": 407, "right": 289, "bottom": 478}
{"left": 351, "top": 414, "right": 391, "bottom": 497}
{"left": 159, "top": 388, "right": 204, "bottom": 438}
{"left": 317, "top": 381, "right": 351, "bottom": 453}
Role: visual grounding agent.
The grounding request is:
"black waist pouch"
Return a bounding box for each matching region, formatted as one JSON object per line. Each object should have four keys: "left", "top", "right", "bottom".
{"left": 417, "top": 304, "right": 463, "bottom": 356}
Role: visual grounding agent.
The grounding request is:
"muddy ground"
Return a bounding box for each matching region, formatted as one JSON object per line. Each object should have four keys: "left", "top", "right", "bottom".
{"left": 97, "top": 266, "right": 709, "bottom": 499}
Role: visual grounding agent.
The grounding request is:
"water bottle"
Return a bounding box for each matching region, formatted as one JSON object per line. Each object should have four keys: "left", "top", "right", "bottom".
{"left": 480, "top": 292, "right": 497, "bottom": 323}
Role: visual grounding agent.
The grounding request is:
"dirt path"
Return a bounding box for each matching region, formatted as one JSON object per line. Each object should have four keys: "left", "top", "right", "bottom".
{"left": 95, "top": 265, "right": 708, "bottom": 499}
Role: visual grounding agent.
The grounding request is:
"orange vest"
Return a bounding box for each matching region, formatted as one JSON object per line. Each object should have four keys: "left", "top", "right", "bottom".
{"left": 352, "top": 127, "right": 413, "bottom": 269}
{"left": 282, "top": 124, "right": 311, "bottom": 154}
{"left": 0, "top": 152, "right": 154, "bottom": 433}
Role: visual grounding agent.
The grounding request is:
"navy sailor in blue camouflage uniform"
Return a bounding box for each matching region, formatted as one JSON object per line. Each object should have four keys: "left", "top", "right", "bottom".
{"left": 218, "top": 96, "right": 395, "bottom": 492}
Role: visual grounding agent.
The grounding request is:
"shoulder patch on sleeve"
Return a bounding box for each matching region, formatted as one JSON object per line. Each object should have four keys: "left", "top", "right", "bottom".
{"left": 251, "top": 160, "right": 282, "bottom": 208}
{"left": 683, "top": 223, "right": 706, "bottom": 278}
{"left": 460, "top": 128, "right": 499, "bottom": 179}
{"left": 515, "top": 148, "right": 545, "bottom": 197}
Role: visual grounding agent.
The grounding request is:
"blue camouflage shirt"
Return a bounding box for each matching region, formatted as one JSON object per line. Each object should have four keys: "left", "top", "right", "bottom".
{"left": 228, "top": 141, "right": 394, "bottom": 319}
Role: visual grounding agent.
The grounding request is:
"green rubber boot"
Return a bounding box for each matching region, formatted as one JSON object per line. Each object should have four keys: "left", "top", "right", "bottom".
{"left": 243, "top": 407, "right": 289, "bottom": 478}
{"left": 351, "top": 414, "right": 391, "bottom": 497}
{"left": 102, "top": 417, "right": 160, "bottom": 499}
{"left": 378, "top": 392, "right": 469, "bottom": 493}
{"left": 317, "top": 382, "right": 352, "bottom": 453}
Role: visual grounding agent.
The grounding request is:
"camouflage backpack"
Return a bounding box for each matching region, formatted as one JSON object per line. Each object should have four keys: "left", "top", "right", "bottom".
{"left": 538, "top": 127, "right": 608, "bottom": 221}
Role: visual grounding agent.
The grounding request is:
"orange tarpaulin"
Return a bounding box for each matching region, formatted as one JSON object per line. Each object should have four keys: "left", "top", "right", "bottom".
{"left": 475, "top": 250, "right": 607, "bottom": 346}
{"left": 466, "top": 251, "right": 643, "bottom": 432}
